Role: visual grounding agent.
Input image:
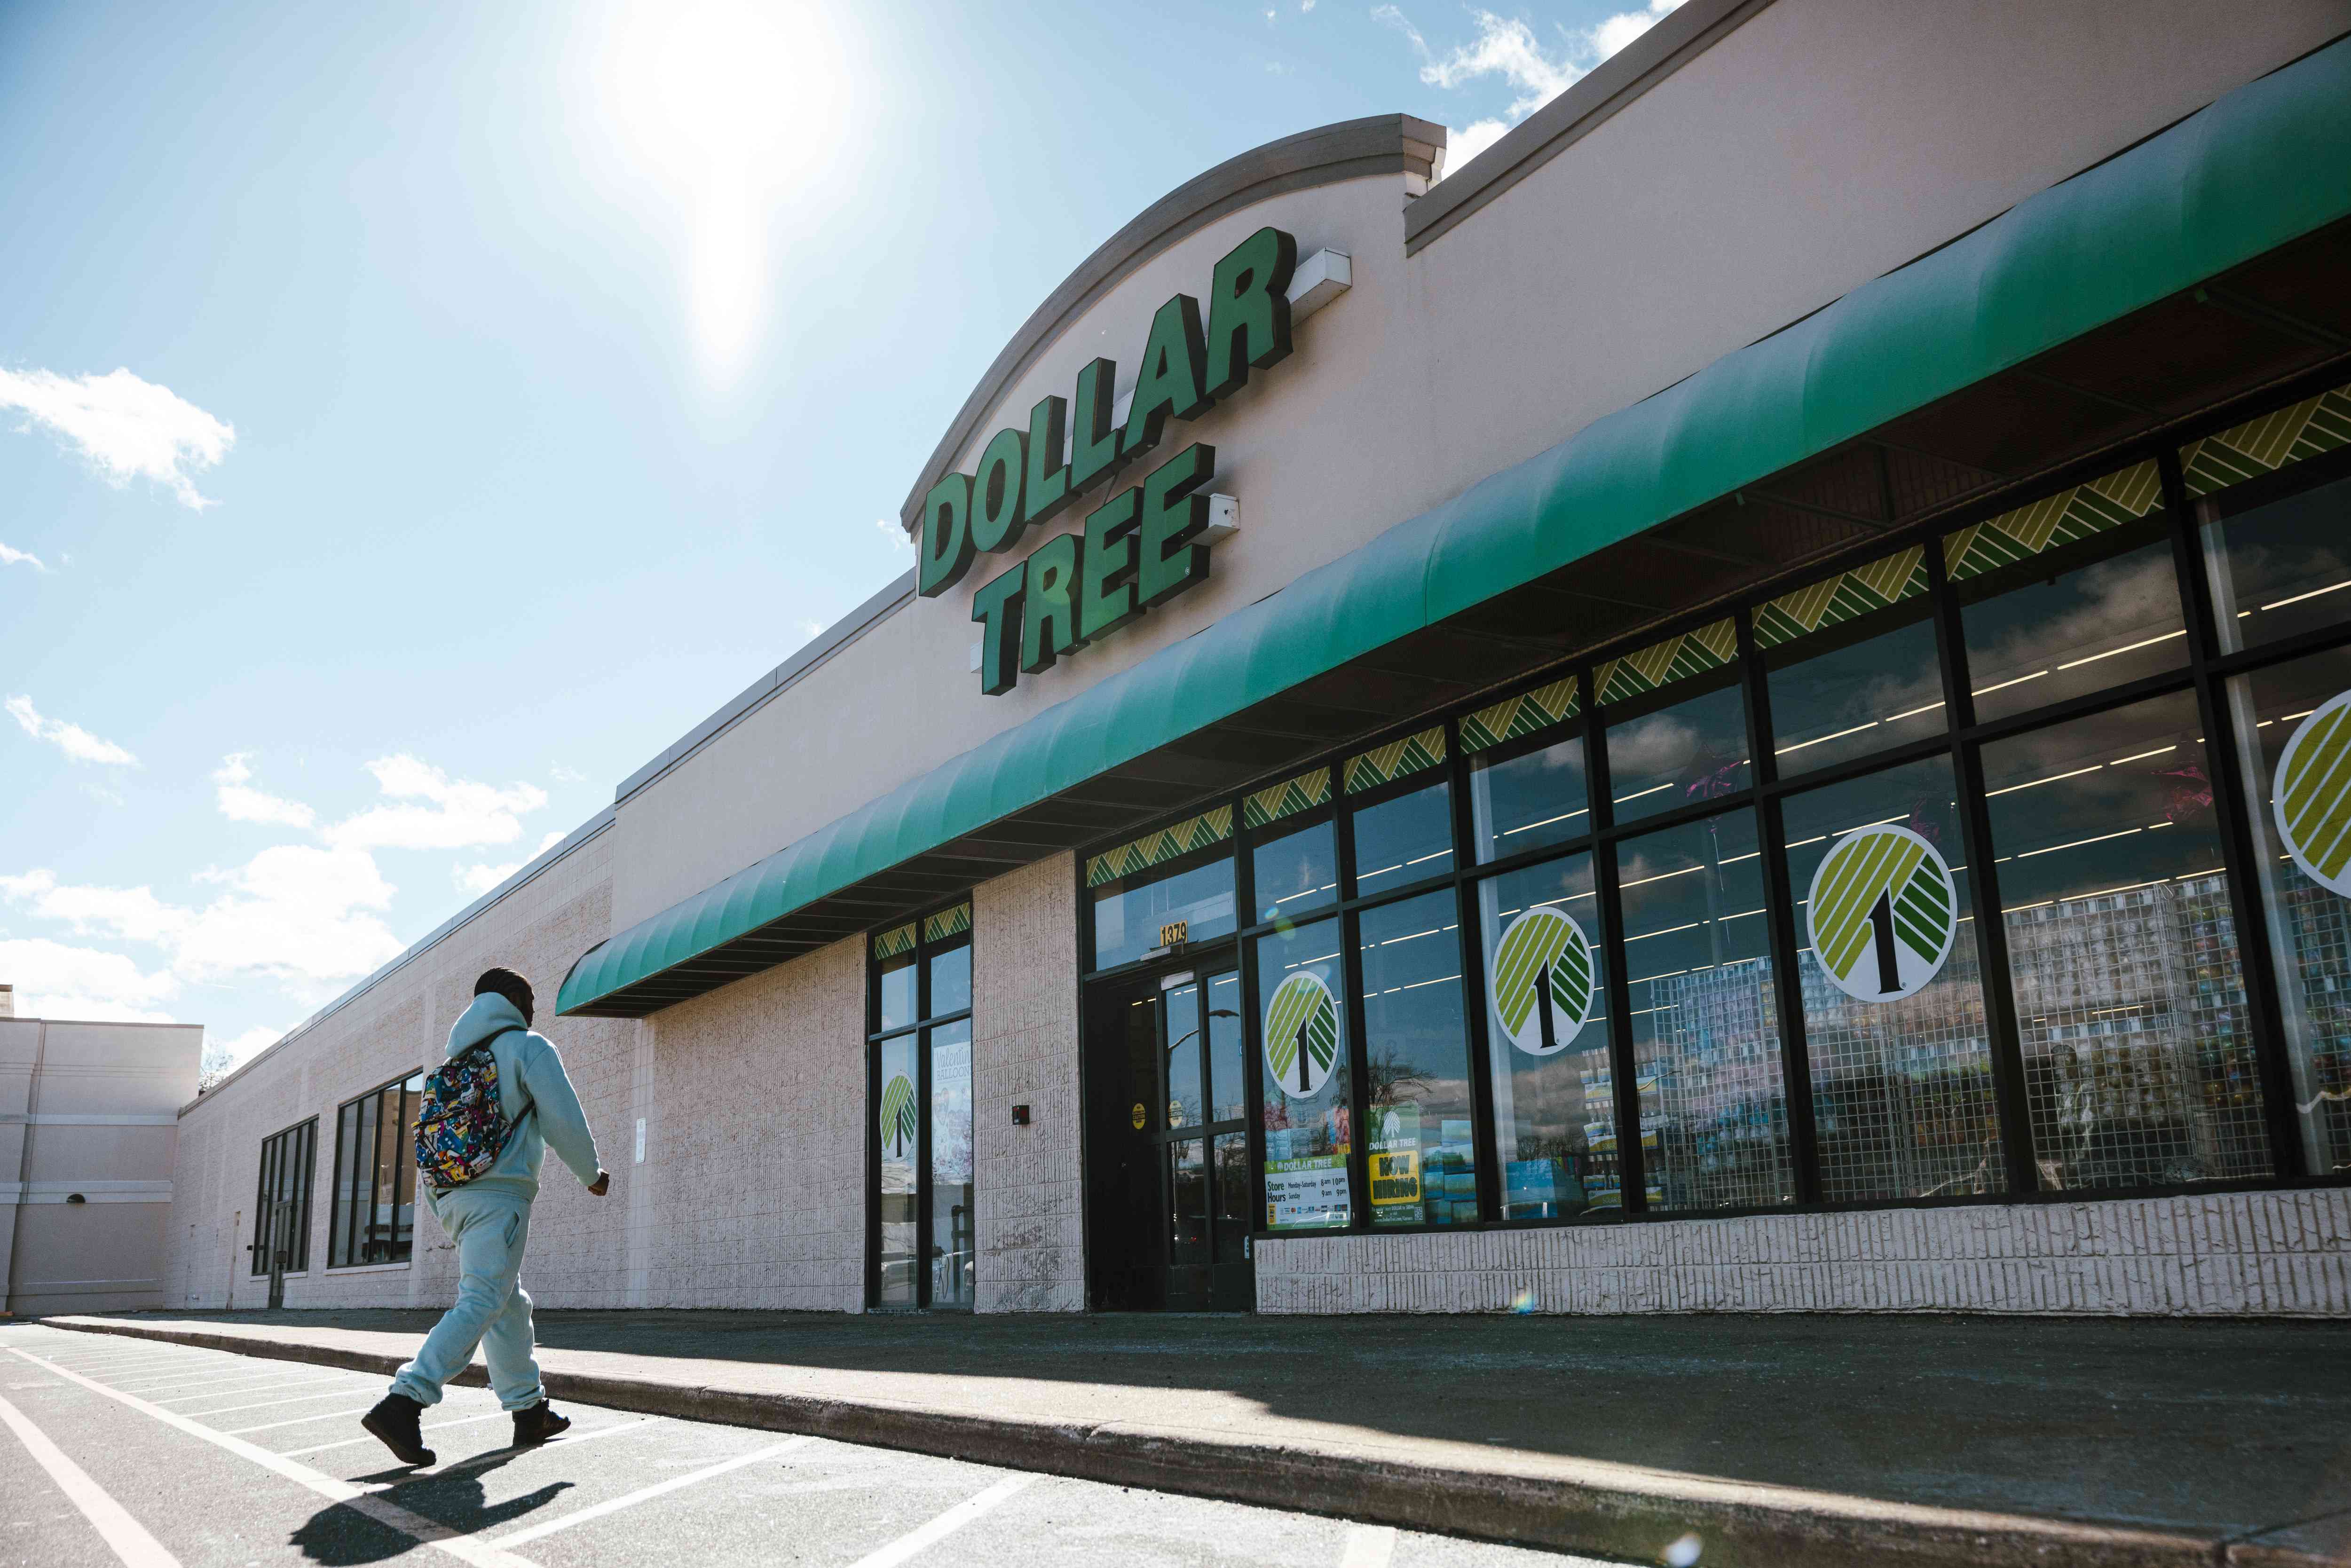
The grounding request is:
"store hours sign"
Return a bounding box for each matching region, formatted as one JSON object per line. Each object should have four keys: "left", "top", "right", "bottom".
{"left": 915, "top": 228, "right": 1303, "bottom": 696}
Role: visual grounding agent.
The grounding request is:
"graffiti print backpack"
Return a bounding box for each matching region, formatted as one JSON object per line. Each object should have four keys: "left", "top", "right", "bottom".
{"left": 414, "top": 1027, "right": 533, "bottom": 1193}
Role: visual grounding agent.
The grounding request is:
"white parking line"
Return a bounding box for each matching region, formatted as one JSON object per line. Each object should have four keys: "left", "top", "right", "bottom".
{"left": 176, "top": 1383, "right": 381, "bottom": 1418}
{"left": 7, "top": 1347, "right": 536, "bottom": 1568}
{"left": 1341, "top": 1523, "right": 1399, "bottom": 1568}
{"left": 490, "top": 1434, "right": 813, "bottom": 1548}
{"left": 226, "top": 1403, "right": 383, "bottom": 1436}
{"left": 125, "top": 1370, "right": 324, "bottom": 1395}
{"left": 0, "top": 1387, "right": 184, "bottom": 1568}
{"left": 280, "top": 1408, "right": 509, "bottom": 1457}
{"left": 434, "top": 1417, "right": 657, "bottom": 1476}
{"left": 841, "top": 1473, "right": 1039, "bottom": 1568}
{"left": 155, "top": 1372, "right": 356, "bottom": 1402}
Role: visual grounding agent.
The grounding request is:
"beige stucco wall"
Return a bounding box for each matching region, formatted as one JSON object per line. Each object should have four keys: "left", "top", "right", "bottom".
{"left": 165, "top": 831, "right": 639, "bottom": 1313}
{"left": 973, "top": 853, "right": 1084, "bottom": 1312}
{"left": 606, "top": 0, "right": 2351, "bottom": 940}
{"left": 4, "top": 1018, "right": 199, "bottom": 1315}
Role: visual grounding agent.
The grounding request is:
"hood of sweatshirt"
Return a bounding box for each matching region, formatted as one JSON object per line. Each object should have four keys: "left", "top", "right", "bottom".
{"left": 446, "top": 991, "right": 529, "bottom": 1058}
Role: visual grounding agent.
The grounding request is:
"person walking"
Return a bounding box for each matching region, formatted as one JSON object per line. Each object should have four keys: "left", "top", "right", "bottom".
{"left": 362, "top": 967, "right": 608, "bottom": 1466}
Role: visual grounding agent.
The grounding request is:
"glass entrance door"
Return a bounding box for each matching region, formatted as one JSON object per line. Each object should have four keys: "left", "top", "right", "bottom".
{"left": 1085, "top": 963, "right": 1253, "bottom": 1310}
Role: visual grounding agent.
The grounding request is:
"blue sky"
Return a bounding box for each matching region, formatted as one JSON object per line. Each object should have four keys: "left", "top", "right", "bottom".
{"left": 0, "top": 0, "right": 1684, "bottom": 1072}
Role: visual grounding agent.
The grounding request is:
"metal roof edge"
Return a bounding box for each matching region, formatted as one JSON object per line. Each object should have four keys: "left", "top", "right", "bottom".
{"left": 1403, "top": 0, "right": 1774, "bottom": 257}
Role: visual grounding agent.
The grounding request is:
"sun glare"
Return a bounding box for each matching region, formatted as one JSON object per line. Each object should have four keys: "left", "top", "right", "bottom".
{"left": 592, "top": 0, "right": 846, "bottom": 388}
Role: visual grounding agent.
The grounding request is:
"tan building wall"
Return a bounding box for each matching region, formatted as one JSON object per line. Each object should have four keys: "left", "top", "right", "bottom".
{"left": 3, "top": 1017, "right": 199, "bottom": 1315}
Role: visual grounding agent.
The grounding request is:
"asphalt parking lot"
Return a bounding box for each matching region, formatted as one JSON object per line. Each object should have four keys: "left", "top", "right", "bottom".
{"left": 0, "top": 1322, "right": 1629, "bottom": 1568}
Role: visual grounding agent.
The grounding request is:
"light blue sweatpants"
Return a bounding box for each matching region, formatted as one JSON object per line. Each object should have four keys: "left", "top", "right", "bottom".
{"left": 390, "top": 1190, "right": 544, "bottom": 1412}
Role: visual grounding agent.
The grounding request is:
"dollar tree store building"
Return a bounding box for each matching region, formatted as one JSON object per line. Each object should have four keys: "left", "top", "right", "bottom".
{"left": 174, "top": 2, "right": 2351, "bottom": 1319}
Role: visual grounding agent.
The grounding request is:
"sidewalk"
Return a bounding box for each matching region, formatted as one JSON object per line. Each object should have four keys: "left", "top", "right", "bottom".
{"left": 40, "top": 1308, "right": 2351, "bottom": 1567}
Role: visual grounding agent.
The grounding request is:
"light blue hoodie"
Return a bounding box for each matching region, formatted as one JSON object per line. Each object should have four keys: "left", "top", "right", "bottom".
{"left": 431, "top": 991, "right": 602, "bottom": 1208}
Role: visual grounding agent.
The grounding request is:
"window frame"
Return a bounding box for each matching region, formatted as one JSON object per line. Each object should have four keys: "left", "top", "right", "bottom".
{"left": 327, "top": 1070, "right": 423, "bottom": 1270}
{"left": 865, "top": 899, "right": 977, "bottom": 1310}
{"left": 248, "top": 1117, "right": 317, "bottom": 1276}
{"left": 1069, "top": 362, "right": 2351, "bottom": 1244}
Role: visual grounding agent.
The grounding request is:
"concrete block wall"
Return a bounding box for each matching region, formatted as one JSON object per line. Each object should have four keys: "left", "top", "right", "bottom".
{"left": 972, "top": 853, "right": 1083, "bottom": 1313}
{"left": 1255, "top": 1188, "right": 2351, "bottom": 1316}
{"left": 643, "top": 934, "right": 865, "bottom": 1311}
{"left": 164, "top": 830, "right": 639, "bottom": 1312}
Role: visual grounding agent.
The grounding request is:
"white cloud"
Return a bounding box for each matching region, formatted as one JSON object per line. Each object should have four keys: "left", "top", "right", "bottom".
{"left": 550, "top": 764, "right": 587, "bottom": 784}
{"left": 538, "top": 829, "right": 566, "bottom": 853}
{"left": 7, "top": 694, "right": 137, "bottom": 766}
{"left": 0, "top": 367, "right": 235, "bottom": 510}
{"left": 455, "top": 861, "right": 521, "bottom": 896}
{"left": 876, "top": 516, "right": 908, "bottom": 552}
{"left": 323, "top": 754, "right": 548, "bottom": 851}
{"left": 213, "top": 753, "right": 316, "bottom": 829}
{"left": 0, "top": 868, "right": 185, "bottom": 943}
{"left": 1381, "top": 1, "right": 1685, "bottom": 177}
{"left": 0, "top": 937, "right": 179, "bottom": 1022}
{"left": 0, "top": 541, "right": 47, "bottom": 572}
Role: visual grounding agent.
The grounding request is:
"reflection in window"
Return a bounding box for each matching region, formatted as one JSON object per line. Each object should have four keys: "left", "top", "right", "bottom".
{"left": 1256, "top": 917, "right": 1351, "bottom": 1231}
{"left": 1614, "top": 808, "right": 1792, "bottom": 1210}
{"left": 1951, "top": 463, "right": 2184, "bottom": 724}
{"left": 2200, "top": 464, "right": 2351, "bottom": 655}
{"left": 1758, "top": 550, "right": 1947, "bottom": 779}
{"left": 870, "top": 904, "right": 974, "bottom": 1308}
{"left": 1470, "top": 732, "right": 1590, "bottom": 863}
{"left": 1605, "top": 680, "right": 1751, "bottom": 825}
{"left": 1352, "top": 781, "right": 1453, "bottom": 896}
{"left": 250, "top": 1120, "right": 317, "bottom": 1276}
{"left": 1982, "top": 690, "right": 2270, "bottom": 1189}
{"left": 1171, "top": 1139, "right": 1209, "bottom": 1265}
{"left": 1782, "top": 756, "right": 2004, "bottom": 1200}
{"left": 1357, "top": 890, "right": 1478, "bottom": 1227}
{"left": 1476, "top": 854, "right": 1615, "bottom": 1217}
{"left": 1166, "top": 980, "right": 1204, "bottom": 1130}
{"left": 2226, "top": 645, "right": 2351, "bottom": 1176}
{"left": 1246, "top": 768, "right": 1337, "bottom": 921}
{"left": 928, "top": 1020, "right": 974, "bottom": 1307}
{"left": 876, "top": 1033, "right": 919, "bottom": 1307}
{"left": 330, "top": 1074, "right": 421, "bottom": 1269}
{"left": 1090, "top": 850, "right": 1236, "bottom": 972}
{"left": 1206, "top": 971, "right": 1245, "bottom": 1124}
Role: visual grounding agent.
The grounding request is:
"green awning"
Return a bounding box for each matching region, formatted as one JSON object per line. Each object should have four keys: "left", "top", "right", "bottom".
{"left": 561, "top": 35, "right": 2351, "bottom": 1017}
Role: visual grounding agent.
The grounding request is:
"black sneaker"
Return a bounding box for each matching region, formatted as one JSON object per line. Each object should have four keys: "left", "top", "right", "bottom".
{"left": 361, "top": 1393, "right": 436, "bottom": 1467}
{"left": 512, "top": 1401, "right": 571, "bottom": 1447}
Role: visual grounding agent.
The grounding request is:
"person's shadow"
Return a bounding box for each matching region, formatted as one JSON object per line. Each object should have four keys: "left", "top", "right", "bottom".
{"left": 288, "top": 1448, "right": 572, "bottom": 1565}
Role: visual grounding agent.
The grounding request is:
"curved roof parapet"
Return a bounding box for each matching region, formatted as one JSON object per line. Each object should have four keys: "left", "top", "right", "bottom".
{"left": 895, "top": 113, "right": 1446, "bottom": 532}
{"left": 560, "top": 34, "right": 2351, "bottom": 1018}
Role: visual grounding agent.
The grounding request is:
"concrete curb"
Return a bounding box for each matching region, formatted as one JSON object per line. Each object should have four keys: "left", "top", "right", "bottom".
{"left": 34, "top": 1316, "right": 2325, "bottom": 1568}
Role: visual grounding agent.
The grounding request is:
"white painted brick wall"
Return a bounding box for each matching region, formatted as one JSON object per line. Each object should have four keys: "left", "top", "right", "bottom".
{"left": 1254, "top": 1189, "right": 2351, "bottom": 1316}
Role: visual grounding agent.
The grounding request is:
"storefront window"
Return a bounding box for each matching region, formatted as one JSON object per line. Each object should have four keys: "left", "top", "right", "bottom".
{"left": 1980, "top": 690, "right": 2270, "bottom": 1189}
{"left": 868, "top": 901, "right": 975, "bottom": 1308}
{"left": 1464, "top": 678, "right": 1588, "bottom": 863}
{"left": 2198, "top": 455, "right": 2351, "bottom": 655}
{"left": 1255, "top": 915, "right": 1351, "bottom": 1231}
{"left": 1781, "top": 755, "right": 2004, "bottom": 1200}
{"left": 1356, "top": 890, "right": 1478, "bottom": 1227}
{"left": 1475, "top": 853, "right": 1614, "bottom": 1217}
{"left": 1346, "top": 729, "right": 1452, "bottom": 896}
{"left": 329, "top": 1073, "right": 422, "bottom": 1268}
{"left": 1246, "top": 767, "right": 1337, "bottom": 922}
{"left": 250, "top": 1119, "right": 316, "bottom": 1275}
{"left": 1756, "top": 547, "right": 1946, "bottom": 778}
{"left": 1597, "top": 622, "right": 1750, "bottom": 825}
{"left": 928, "top": 1018, "right": 974, "bottom": 1307}
{"left": 2225, "top": 644, "right": 2351, "bottom": 1176}
{"left": 1088, "top": 806, "right": 1236, "bottom": 971}
{"left": 1951, "top": 461, "right": 2183, "bottom": 724}
{"left": 1613, "top": 807, "right": 1791, "bottom": 1210}
{"left": 1207, "top": 970, "right": 1245, "bottom": 1123}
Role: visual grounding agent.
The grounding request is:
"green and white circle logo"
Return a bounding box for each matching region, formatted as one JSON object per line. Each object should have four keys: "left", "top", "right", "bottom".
{"left": 878, "top": 1073, "right": 917, "bottom": 1157}
{"left": 1488, "top": 906, "right": 1594, "bottom": 1056}
{"left": 2274, "top": 690, "right": 2351, "bottom": 897}
{"left": 1806, "top": 823, "right": 1956, "bottom": 1003}
{"left": 1262, "top": 969, "right": 1339, "bottom": 1099}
